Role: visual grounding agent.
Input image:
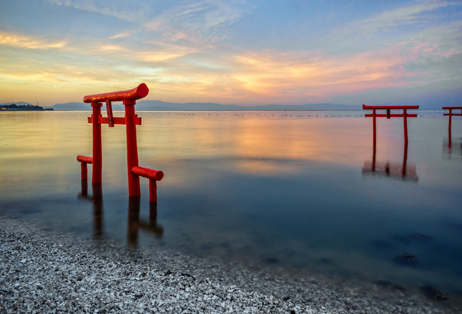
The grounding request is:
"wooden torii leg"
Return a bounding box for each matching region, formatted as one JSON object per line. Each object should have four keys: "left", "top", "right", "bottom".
{"left": 124, "top": 100, "right": 140, "bottom": 197}
{"left": 448, "top": 109, "right": 452, "bottom": 148}
{"left": 91, "top": 102, "right": 103, "bottom": 184}
{"left": 403, "top": 109, "right": 408, "bottom": 144}
{"left": 373, "top": 109, "right": 377, "bottom": 142}
{"left": 448, "top": 108, "right": 453, "bottom": 134}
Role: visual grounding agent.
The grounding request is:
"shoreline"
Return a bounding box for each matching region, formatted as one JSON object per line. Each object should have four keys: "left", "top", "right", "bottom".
{"left": 1, "top": 217, "right": 460, "bottom": 313}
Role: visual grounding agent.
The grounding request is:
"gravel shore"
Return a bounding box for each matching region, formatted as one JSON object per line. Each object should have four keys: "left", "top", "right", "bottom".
{"left": 1, "top": 217, "right": 460, "bottom": 313}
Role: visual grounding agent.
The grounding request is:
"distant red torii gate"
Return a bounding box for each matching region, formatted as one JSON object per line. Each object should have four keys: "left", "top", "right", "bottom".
{"left": 362, "top": 105, "right": 419, "bottom": 144}
{"left": 443, "top": 106, "right": 462, "bottom": 148}
{"left": 77, "top": 83, "right": 163, "bottom": 202}
{"left": 443, "top": 106, "right": 462, "bottom": 134}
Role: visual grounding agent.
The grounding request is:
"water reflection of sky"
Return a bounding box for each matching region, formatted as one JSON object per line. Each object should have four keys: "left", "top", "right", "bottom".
{"left": 1, "top": 110, "right": 461, "bottom": 294}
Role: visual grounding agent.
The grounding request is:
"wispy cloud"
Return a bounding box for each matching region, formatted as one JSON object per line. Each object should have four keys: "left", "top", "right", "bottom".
{"left": 137, "top": 50, "right": 196, "bottom": 62}
{"left": 168, "top": 0, "right": 252, "bottom": 30}
{"left": 0, "top": 32, "right": 67, "bottom": 50}
{"left": 355, "top": 0, "right": 457, "bottom": 34}
{"left": 319, "top": 0, "right": 462, "bottom": 54}
{"left": 44, "top": 0, "right": 153, "bottom": 23}
{"left": 109, "top": 0, "right": 253, "bottom": 47}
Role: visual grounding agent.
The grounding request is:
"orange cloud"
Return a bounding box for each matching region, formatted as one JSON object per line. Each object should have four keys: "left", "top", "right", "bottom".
{"left": 137, "top": 51, "right": 195, "bottom": 62}
{"left": 230, "top": 43, "right": 436, "bottom": 103}
{"left": 0, "top": 32, "right": 66, "bottom": 49}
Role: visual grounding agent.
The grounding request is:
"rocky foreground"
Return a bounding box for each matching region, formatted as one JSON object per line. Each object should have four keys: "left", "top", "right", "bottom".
{"left": 0, "top": 217, "right": 459, "bottom": 313}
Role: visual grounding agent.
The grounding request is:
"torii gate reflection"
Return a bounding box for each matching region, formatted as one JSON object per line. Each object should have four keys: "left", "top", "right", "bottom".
{"left": 127, "top": 197, "right": 164, "bottom": 248}
{"left": 443, "top": 138, "right": 462, "bottom": 156}
{"left": 78, "top": 182, "right": 163, "bottom": 247}
{"left": 362, "top": 142, "right": 418, "bottom": 182}
{"left": 78, "top": 181, "right": 104, "bottom": 239}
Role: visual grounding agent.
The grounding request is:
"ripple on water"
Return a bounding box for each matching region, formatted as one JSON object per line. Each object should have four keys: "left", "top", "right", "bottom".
{"left": 394, "top": 252, "right": 418, "bottom": 266}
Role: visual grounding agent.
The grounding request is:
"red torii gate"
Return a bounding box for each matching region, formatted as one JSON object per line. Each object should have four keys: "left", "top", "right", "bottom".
{"left": 443, "top": 106, "right": 462, "bottom": 148}
{"left": 362, "top": 105, "right": 419, "bottom": 144}
{"left": 443, "top": 106, "right": 462, "bottom": 134}
{"left": 77, "top": 83, "right": 163, "bottom": 202}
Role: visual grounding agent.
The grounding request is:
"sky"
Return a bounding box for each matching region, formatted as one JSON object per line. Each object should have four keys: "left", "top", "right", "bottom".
{"left": 0, "top": 0, "right": 461, "bottom": 107}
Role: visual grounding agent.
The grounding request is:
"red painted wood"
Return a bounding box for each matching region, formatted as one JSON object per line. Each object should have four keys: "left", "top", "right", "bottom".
{"left": 77, "top": 155, "right": 93, "bottom": 164}
{"left": 124, "top": 100, "right": 140, "bottom": 197}
{"left": 88, "top": 116, "right": 142, "bottom": 125}
{"left": 81, "top": 162, "right": 87, "bottom": 180}
{"left": 443, "top": 107, "right": 462, "bottom": 134}
{"left": 362, "top": 105, "right": 419, "bottom": 110}
{"left": 77, "top": 155, "right": 93, "bottom": 181}
{"left": 362, "top": 104, "right": 419, "bottom": 144}
{"left": 131, "top": 166, "right": 164, "bottom": 203}
{"left": 372, "top": 109, "right": 376, "bottom": 142}
{"left": 448, "top": 108, "right": 452, "bottom": 134}
{"left": 83, "top": 83, "right": 149, "bottom": 103}
{"left": 78, "top": 83, "right": 163, "bottom": 203}
{"left": 403, "top": 109, "right": 408, "bottom": 144}
{"left": 149, "top": 179, "right": 157, "bottom": 203}
{"left": 131, "top": 166, "right": 164, "bottom": 181}
{"left": 106, "top": 100, "right": 114, "bottom": 127}
{"left": 91, "top": 103, "right": 103, "bottom": 184}
{"left": 365, "top": 113, "right": 418, "bottom": 118}
{"left": 88, "top": 116, "right": 141, "bottom": 125}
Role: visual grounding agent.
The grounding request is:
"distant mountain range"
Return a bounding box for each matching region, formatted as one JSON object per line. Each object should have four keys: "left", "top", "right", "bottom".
{"left": 0, "top": 102, "right": 53, "bottom": 111}
{"left": 49, "top": 100, "right": 361, "bottom": 111}
{"left": 2, "top": 100, "right": 445, "bottom": 111}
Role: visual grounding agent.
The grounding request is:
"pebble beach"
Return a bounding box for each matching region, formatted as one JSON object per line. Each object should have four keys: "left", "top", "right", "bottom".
{"left": 1, "top": 217, "right": 460, "bottom": 314}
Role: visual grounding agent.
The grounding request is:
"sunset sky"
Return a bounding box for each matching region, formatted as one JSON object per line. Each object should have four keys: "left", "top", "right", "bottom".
{"left": 1, "top": 0, "right": 461, "bottom": 107}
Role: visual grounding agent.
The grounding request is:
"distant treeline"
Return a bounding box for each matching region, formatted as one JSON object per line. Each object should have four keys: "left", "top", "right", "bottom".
{"left": 0, "top": 104, "right": 53, "bottom": 111}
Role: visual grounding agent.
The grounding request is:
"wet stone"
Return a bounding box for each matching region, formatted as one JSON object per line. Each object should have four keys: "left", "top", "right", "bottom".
{"left": 1, "top": 217, "right": 461, "bottom": 314}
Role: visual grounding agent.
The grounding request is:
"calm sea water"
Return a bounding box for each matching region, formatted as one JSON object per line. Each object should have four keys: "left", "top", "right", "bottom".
{"left": 1, "top": 110, "right": 461, "bottom": 293}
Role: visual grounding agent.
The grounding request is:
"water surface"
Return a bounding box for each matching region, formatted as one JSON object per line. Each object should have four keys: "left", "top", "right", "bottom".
{"left": 1, "top": 110, "right": 461, "bottom": 294}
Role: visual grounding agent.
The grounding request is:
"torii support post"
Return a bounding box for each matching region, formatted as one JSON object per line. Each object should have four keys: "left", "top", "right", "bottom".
{"left": 92, "top": 102, "right": 103, "bottom": 184}
{"left": 76, "top": 102, "right": 102, "bottom": 184}
{"left": 78, "top": 83, "right": 164, "bottom": 199}
{"left": 131, "top": 166, "right": 164, "bottom": 203}
{"left": 77, "top": 155, "right": 93, "bottom": 181}
{"left": 124, "top": 99, "right": 141, "bottom": 197}
{"left": 362, "top": 105, "right": 419, "bottom": 144}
